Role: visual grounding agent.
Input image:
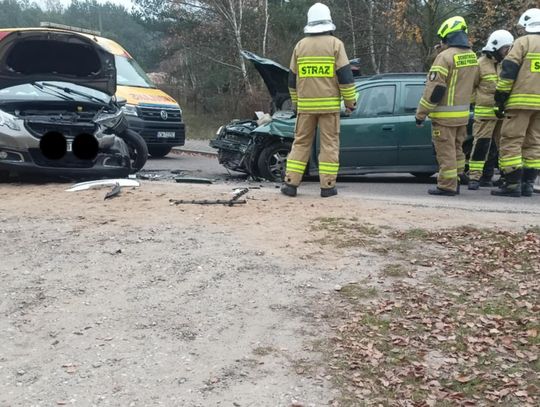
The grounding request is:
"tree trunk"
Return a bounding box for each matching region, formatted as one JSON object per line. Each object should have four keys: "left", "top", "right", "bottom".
{"left": 262, "top": 0, "right": 269, "bottom": 56}
{"left": 363, "top": 0, "right": 379, "bottom": 74}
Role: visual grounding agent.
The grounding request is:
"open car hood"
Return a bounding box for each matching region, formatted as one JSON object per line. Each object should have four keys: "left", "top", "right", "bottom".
{"left": 0, "top": 29, "right": 116, "bottom": 95}
{"left": 241, "top": 50, "right": 290, "bottom": 109}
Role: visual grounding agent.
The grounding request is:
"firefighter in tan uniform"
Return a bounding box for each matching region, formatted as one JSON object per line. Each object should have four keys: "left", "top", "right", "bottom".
{"left": 416, "top": 16, "right": 478, "bottom": 196}
{"left": 468, "top": 30, "right": 514, "bottom": 190}
{"left": 281, "top": 3, "right": 356, "bottom": 198}
{"left": 492, "top": 8, "right": 540, "bottom": 197}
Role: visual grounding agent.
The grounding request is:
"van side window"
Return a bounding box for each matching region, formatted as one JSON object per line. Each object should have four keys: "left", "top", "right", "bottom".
{"left": 404, "top": 85, "right": 424, "bottom": 113}
{"left": 356, "top": 85, "right": 396, "bottom": 117}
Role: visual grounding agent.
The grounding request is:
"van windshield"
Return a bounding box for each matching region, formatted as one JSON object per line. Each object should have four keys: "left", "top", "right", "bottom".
{"left": 115, "top": 55, "right": 155, "bottom": 88}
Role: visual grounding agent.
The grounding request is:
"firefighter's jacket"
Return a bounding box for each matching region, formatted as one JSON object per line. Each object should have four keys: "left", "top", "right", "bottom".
{"left": 472, "top": 55, "right": 500, "bottom": 120}
{"left": 416, "top": 47, "right": 478, "bottom": 126}
{"left": 288, "top": 35, "right": 355, "bottom": 114}
{"left": 497, "top": 34, "right": 540, "bottom": 110}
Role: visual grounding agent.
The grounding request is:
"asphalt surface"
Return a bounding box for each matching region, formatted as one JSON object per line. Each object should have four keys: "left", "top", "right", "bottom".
{"left": 144, "top": 151, "right": 540, "bottom": 215}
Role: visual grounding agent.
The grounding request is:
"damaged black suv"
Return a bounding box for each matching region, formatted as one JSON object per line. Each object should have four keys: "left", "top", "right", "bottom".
{"left": 0, "top": 28, "right": 147, "bottom": 180}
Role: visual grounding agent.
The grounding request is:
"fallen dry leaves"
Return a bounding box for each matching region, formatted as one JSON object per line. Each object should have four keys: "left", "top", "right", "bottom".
{"left": 325, "top": 227, "right": 539, "bottom": 406}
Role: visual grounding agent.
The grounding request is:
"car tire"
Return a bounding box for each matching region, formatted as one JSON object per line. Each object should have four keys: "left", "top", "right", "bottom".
{"left": 411, "top": 172, "right": 435, "bottom": 179}
{"left": 149, "top": 146, "right": 172, "bottom": 158}
{"left": 120, "top": 129, "right": 148, "bottom": 173}
{"left": 257, "top": 141, "right": 292, "bottom": 182}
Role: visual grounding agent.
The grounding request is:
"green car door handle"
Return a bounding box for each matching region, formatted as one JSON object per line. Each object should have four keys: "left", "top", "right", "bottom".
{"left": 381, "top": 125, "right": 395, "bottom": 131}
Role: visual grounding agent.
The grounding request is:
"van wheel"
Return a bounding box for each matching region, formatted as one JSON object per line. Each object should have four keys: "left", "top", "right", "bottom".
{"left": 149, "top": 146, "right": 172, "bottom": 158}
{"left": 257, "top": 141, "right": 292, "bottom": 182}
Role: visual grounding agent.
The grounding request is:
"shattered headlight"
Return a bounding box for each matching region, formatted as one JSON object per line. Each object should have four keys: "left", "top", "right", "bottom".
{"left": 121, "top": 104, "right": 139, "bottom": 117}
{"left": 0, "top": 110, "right": 21, "bottom": 131}
{"left": 94, "top": 108, "right": 124, "bottom": 129}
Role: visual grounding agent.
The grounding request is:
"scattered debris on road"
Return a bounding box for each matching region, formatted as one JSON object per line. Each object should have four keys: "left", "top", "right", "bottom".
{"left": 175, "top": 176, "right": 214, "bottom": 184}
{"left": 104, "top": 183, "right": 122, "bottom": 200}
{"left": 170, "top": 187, "right": 249, "bottom": 206}
{"left": 65, "top": 179, "right": 140, "bottom": 192}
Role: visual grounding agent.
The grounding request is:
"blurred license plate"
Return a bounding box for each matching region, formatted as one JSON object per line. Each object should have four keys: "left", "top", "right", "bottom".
{"left": 157, "top": 131, "right": 175, "bottom": 138}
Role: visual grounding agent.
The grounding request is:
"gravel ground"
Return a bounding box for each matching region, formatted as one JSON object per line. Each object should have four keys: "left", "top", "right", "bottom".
{"left": 0, "top": 181, "right": 537, "bottom": 406}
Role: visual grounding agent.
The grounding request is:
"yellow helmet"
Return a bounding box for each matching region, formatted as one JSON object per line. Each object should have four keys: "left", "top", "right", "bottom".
{"left": 437, "top": 16, "right": 468, "bottom": 39}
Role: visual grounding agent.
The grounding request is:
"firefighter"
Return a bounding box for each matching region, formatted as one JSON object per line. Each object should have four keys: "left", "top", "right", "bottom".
{"left": 281, "top": 2, "right": 356, "bottom": 198}
{"left": 468, "top": 30, "right": 514, "bottom": 190}
{"left": 492, "top": 8, "right": 540, "bottom": 197}
{"left": 415, "top": 16, "right": 479, "bottom": 196}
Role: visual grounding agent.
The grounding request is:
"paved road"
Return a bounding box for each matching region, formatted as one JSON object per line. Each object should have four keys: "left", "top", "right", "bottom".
{"left": 143, "top": 152, "right": 540, "bottom": 215}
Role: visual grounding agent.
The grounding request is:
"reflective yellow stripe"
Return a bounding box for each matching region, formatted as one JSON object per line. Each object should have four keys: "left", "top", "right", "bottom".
{"left": 499, "top": 156, "right": 522, "bottom": 169}
{"left": 298, "top": 96, "right": 342, "bottom": 110}
{"left": 523, "top": 159, "right": 540, "bottom": 169}
{"left": 481, "top": 74, "right": 498, "bottom": 81}
{"left": 447, "top": 70, "right": 458, "bottom": 106}
{"left": 430, "top": 66, "right": 449, "bottom": 77}
{"left": 525, "top": 53, "right": 540, "bottom": 59}
{"left": 287, "top": 159, "right": 306, "bottom": 166}
{"left": 429, "top": 110, "right": 469, "bottom": 119}
{"left": 469, "top": 161, "right": 485, "bottom": 170}
{"left": 298, "top": 97, "right": 342, "bottom": 101}
{"left": 474, "top": 106, "right": 496, "bottom": 117}
{"left": 297, "top": 56, "right": 335, "bottom": 62}
{"left": 497, "top": 79, "right": 514, "bottom": 92}
{"left": 319, "top": 164, "right": 339, "bottom": 174}
{"left": 298, "top": 102, "right": 341, "bottom": 108}
{"left": 289, "top": 87, "right": 298, "bottom": 102}
{"left": 286, "top": 159, "right": 307, "bottom": 174}
{"left": 506, "top": 94, "right": 540, "bottom": 107}
{"left": 420, "top": 97, "right": 437, "bottom": 110}
{"left": 440, "top": 169, "right": 458, "bottom": 179}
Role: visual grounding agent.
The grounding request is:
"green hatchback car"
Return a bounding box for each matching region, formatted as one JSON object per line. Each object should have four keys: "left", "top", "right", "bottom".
{"left": 210, "top": 51, "right": 472, "bottom": 182}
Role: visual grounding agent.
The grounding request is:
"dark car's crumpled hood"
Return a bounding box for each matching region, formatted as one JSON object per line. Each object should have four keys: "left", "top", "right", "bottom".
{"left": 0, "top": 29, "right": 116, "bottom": 95}
{"left": 241, "top": 50, "right": 290, "bottom": 109}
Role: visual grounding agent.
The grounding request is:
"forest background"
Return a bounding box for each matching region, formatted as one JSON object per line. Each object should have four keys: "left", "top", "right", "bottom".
{"left": 3, "top": 0, "right": 538, "bottom": 135}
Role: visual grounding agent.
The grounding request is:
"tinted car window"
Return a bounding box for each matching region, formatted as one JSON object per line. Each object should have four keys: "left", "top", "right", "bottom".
{"left": 356, "top": 85, "right": 395, "bottom": 117}
{"left": 404, "top": 84, "right": 424, "bottom": 113}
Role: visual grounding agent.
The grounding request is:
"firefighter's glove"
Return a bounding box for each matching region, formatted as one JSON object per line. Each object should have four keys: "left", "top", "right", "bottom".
{"left": 494, "top": 106, "right": 505, "bottom": 119}
{"left": 494, "top": 90, "right": 509, "bottom": 117}
{"left": 415, "top": 117, "right": 425, "bottom": 127}
{"left": 345, "top": 102, "right": 356, "bottom": 116}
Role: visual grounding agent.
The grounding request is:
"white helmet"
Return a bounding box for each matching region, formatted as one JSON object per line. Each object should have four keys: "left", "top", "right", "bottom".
{"left": 482, "top": 30, "right": 514, "bottom": 52}
{"left": 304, "top": 3, "right": 336, "bottom": 34}
{"left": 518, "top": 8, "right": 540, "bottom": 33}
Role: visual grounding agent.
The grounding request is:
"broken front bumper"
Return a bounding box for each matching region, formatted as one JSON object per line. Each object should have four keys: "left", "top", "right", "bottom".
{"left": 210, "top": 124, "right": 256, "bottom": 173}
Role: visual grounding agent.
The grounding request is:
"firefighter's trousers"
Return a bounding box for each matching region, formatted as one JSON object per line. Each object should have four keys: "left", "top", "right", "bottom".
{"left": 285, "top": 112, "right": 340, "bottom": 189}
{"left": 498, "top": 109, "right": 540, "bottom": 174}
{"left": 432, "top": 123, "right": 467, "bottom": 192}
{"left": 469, "top": 119, "right": 502, "bottom": 181}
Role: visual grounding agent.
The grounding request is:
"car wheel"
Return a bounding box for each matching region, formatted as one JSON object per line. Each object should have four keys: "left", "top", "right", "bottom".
{"left": 257, "top": 141, "right": 292, "bottom": 182}
{"left": 410, "top": 172, "right": 435, "bottom": 179}
{"left": 149, "top": 146, "right": 172, "bottom": 158}
{"left": 120, "top": 129, "right": 149, "bottom": 173}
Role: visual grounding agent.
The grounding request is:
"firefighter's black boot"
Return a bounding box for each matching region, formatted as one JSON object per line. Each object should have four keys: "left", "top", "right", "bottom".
{"left": 479, "top": 176, "right": 494, "bottom": 187}
{"left": 459, "top": 173, "right": 469, "bottom": 186}
{"left": 491, "top": 169, "right": 522, "bottom": 197}
{"left": 468, "top": 180, "right": 480, "bottom": 190}
{"left": 521, "top": 168, "right": 539, "bottom": 197}
{"left": 280, "top": 183, "right": 297, "bottom": 197}
{"left": 321, "top": 187, "right": 338, "bottom": 198}
{"left": 428, "top": 184, "right": 460, "bottom": 196}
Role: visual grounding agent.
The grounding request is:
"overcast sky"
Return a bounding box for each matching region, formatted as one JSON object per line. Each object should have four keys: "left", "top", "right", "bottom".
{"left": 34, "top": 0, "right": 134, "bottom": 10}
